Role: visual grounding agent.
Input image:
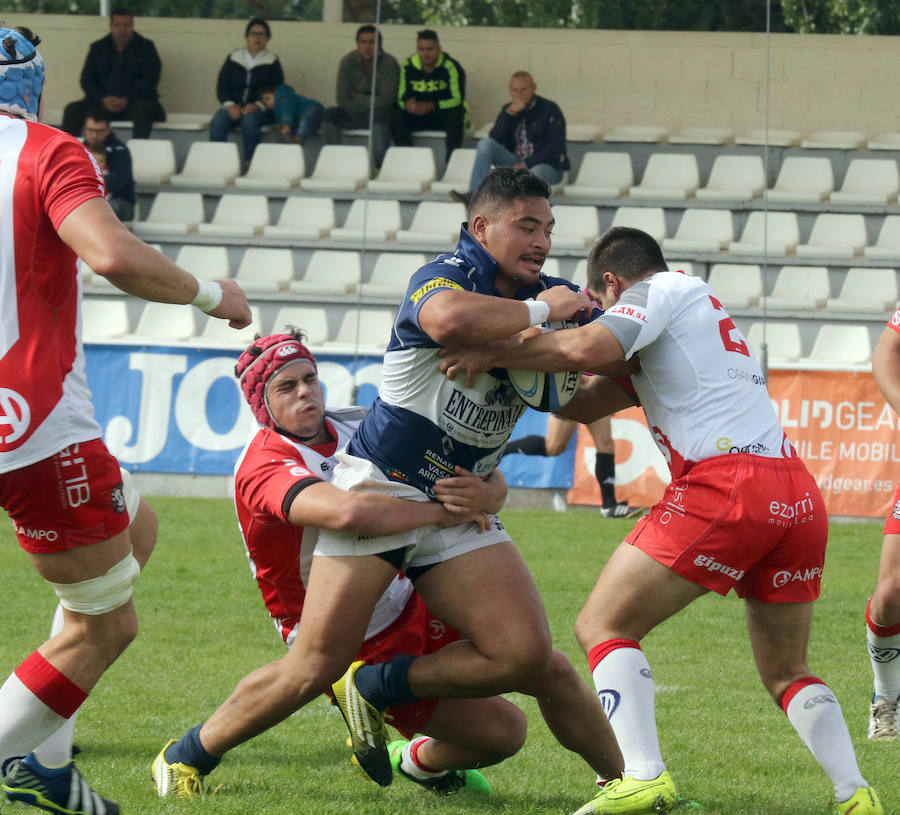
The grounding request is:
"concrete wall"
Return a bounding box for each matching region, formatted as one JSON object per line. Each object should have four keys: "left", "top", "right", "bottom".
{"left": 14, "top": 13, "right": 900, "bottom": 136}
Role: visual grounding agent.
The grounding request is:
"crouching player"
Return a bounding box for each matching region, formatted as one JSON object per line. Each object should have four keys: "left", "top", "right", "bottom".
{"left": 153, "top": 330, "right": 526, "bottom": 796}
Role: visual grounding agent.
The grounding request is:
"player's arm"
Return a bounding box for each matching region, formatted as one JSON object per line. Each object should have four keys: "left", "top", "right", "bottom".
{"left": 554, "top": 375, "right": 638, "bottom": 424}
{"left": 57, "top": 197, "right": 251, "bottom": 328}
{"left": 433, "top": 467, "right": 507, "bottom": 515}
{"left": 873, "top": 325, "right": 900, "bottom": 416}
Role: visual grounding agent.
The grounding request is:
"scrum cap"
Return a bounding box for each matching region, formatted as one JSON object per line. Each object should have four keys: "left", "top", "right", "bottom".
{"left": 0, "top": 28, "right": 44, "bottom": 121}
{"left": 235, "top": 332, "right": 316, "bottom": 428}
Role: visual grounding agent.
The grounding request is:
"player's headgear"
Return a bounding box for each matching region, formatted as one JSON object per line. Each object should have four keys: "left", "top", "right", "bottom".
{"left": 0, "top": 28, "right": 45, "bottom": 122}
{"left": 235, "top": 330, "right": 316, "bottom": 428}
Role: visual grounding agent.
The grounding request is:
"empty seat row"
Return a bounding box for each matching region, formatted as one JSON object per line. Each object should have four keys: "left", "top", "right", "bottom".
{"left": 745, "top": 322, "right": 872, "bottom": 369}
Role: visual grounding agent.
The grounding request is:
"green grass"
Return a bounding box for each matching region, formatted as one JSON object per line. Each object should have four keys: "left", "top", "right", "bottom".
{"left": 0, "top": 501, "right": 897, "bottom": 814}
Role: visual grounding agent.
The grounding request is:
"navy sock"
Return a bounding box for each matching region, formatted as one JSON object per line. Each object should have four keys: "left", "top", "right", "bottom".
{"left": 163, "top": 723, "right": 221, "bottom": 776}
{"left": 503, "top": 435, "right": 547, "bottom": 457}
{"left": 354, "top": 655, "right": 419, "bottom": 710}
{"left": 595, "top": 452, "right": 616, "bottom": 506}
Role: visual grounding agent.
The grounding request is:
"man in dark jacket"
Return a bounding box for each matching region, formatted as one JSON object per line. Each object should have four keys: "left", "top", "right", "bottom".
{"left": 83, "top": 108, "right": 136, "bottom": 221}
{"left": 453, "top": 71, "right": 569, "bottom": 202}
{"left": 62, "top": 8, "right": 165, "bottom": 140}
{"left": 389, "top": 29, "right": 466, "bottom": 163}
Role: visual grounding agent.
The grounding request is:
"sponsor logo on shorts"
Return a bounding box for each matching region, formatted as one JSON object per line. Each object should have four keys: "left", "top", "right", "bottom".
{"left": 111, "top": 484, "right": 127, "bottom": 514}
{"left": 409, "top": 277, "right": 464, "bottom": 305}
{"left": 597, "top": 689, "right": 621, "bottom": 719}
{"left": 0, "top": 387, "right": 31, "bottom": 446}
{"left": 428, "top": 619, "right": 446, "bottom": 640}
{"left": 277, "top": 343, "right": 300, "bottom": 357}
{"left": 658, "top": 483, "right": 687, "bottom": 525}
{"left": 892, "top": 499, "right": 900, "bottom": 521}
{"left": 57, "top": 444, "right": 91, "bottom": 509}
{"left": 868, "top": 644, "right": 900, "bottom": 664}
{"left": 13, "top": 524, "right": 59, "bottom": 542}
{"left": 892, "top": 309, "right": 900, "bottom": 328}
{"left": 768, "top": 493, "right": 815, "bottom": 527}
{"left": 639, "top": 668, "right": 653, "bottom": 679}
{"left": 803, "top": 692, "right": 837, "bottom": 710}
{"left": 694, "top": 554, "right": 745, "bottom": 581}
{"left": 772, "top": 567, "right": 823, "bottom": 588}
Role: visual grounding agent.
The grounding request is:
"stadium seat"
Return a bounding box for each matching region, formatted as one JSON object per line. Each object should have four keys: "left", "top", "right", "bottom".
{"left": 668, "top": 261, "right": 697, "bottom": 277}
{"left": 174, "top": 245, "right": 230, "bottom": 280}
{"left": 827, "top": 268, "right": 898, "bottom": 313}
{"left": 396, "top": 201, "right": 466, "bottom": 245}
{"left": 797, "top": 324, "right": 872, "bottom": 369}
{"left": 127, "top": 138, "right": 176, "bottom": 185}
{"left": 801, "top": 130, "right": 867, "bottom": 150}
{"left": 629, "top": 153, "right": 700, "bottom": 200}
{"left": 321, "top": 307, "right": 396, "bottom": 354}
{"left": 158, "top": 112, "right": 212, "bottom": 131}
{"left": 234, "top": 248, "right": 294, "bottom": 293}
{"left": 540, "top": 258, "right": 562, "bottom": 279}
{"left": 566, "top": 124, "right": 604, "bottom": 142}
{"left": 235, "top": 143, "right": 305, "bottom": 190}
{"left": 728, "top": 211, "right": 799, "bottom": 257}
{"left": 263, "top": 196, "right": 335, "bottom": 240}
{"left": 196, "top": 194, "right": 269, "bottom": 238}
{"left": 82, "top": 299, "right": 130, "bottom": 340}
{"left": 796, "top": 213, "right": 866, "bottom": 259}
{"left": 359, "top": 253, "right": 426, "bottom": 298}
{"left": 695, "top": 155, "right": 765, "bottom": 202}
{"left": 747, "top": 321, "right": 803, "bottom": 364}
{"left": 603, "top": 124, "right": 669, "bottom": 143}
{"left": 767, "top": 157, "right": 834, "bottom": 203}
{"left": 830, "top": 159, "right": 900, "bottom": 206}
{"left": 663, "top": 209, "right": 734, "bottom": 253}
{"left": 765, "top": 266, "right": 830, "bottom": 310}
{"left": 289, "top": 250, "right": 362, "bottom": 295}
{"left": 300, "top": 145, "right": 369, "bottom": 192}
{"left": 668, "top": 127, "right": 734, "bottom": 145}
{"left": 563, "top": 152, "right": 633, "bottom": 199}
{"left": 132, "top": 192, "right": 205, "bottom": 236}
{"left": 330, "top": 199, "right": 402, "bottom": 242}
{"left": 611, "top": 207, "right": 667, "bottom": 243}
{"left": 865, "top": 216, "right": 900, "bottom": 260}
{"left": 368, "top": 147, "right": 436, "bottom": 193}
{"left": 430, "top": 148, "right": 476, "bottom": 194}
{"left": 198, "top": 305, "right": 263, "bottom": 345}
{"left": 570, "top": 259, "right": 588, "bottom": 288}
{"left": 270, "top": 306, "right": 330, "bottom": 345}
{"left": 130, "top": 302, "right": 196, "bottom": 342}
{"left": 735, "top": 128, "right": 801, "bottom": 147}
{"left": 170, "top": 141, "right": 241, "bottom": 188}
{"left": 868, "top": 132, "right": 900, "bottom": 151}
{"left": 706, "top": 264, "right": 763, "bottom": 309}
{"left": 550, "top": 205, "right": 600, "bottom": 249}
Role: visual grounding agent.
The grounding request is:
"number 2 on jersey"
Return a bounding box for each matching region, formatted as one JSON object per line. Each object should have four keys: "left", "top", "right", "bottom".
{"left": 708, "top": 296, "right": 750, "bottom": 357}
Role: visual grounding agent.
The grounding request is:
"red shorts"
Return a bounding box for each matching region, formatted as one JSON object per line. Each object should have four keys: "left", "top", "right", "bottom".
{"left": 884, "top": 483, "right": 900, "bottom": 535}
{"left": 626, "top": 454, "right": 827, "bottom": 603}
{"left": 0, "top": 439, "right": 129, "bottom": 554}
{"left": 357, "top": 592, "right": 461, "bottom": 738}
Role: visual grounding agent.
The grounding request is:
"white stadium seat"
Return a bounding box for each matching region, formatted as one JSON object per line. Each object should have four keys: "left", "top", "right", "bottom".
{"left": 565, "top": 124, "right": 604, "bottom": 142}
{"left": 82, "top": 299, "right": 130, "bottom": 340}
{"left": 728, "top": 211, "right": 799, "bottom": 257}
{"left": 132, "top": 192, "right": 204, "bottom": 236}
{"left": 827, "top": 268, "right": 898, "bottom": 314}
{"left": 234, "top": 248, "right": 295, "bottom": 293}
{"left": 550, "top": 205, "right": 600, "bottom": 249}
{"left": 831, "top": 159, "right": 900, "bottom": 206}
{"left": 798, "top": 324, "right": 872, "bottom": 369}
{"left": 130, "top": 302, "right": 196, "bottom": 342}
{"left": 868, "top": 133, "right": 900, "bottom": 151}
{"left": 603, "top": 124, "right": 669, "bottom": 143}
{"left": 359, "top": 253, "right": 426, "bottom": 298}
{"left": 263, "top": 196, "right": 335, "bottom": 240}
{"left": 396, "top": 201, "right": 466, "bottom": 245}
{"left": 611, "top": 207, "right": 667, "bottom": 243}
{"left": 321, "top": 308, "right": 396, "bottom": 354}
{"left": 235, "top": 143, "right": 305, "bottom": 190}
{"left": 330, "top": 199, "right": 402, "bottom": 242}
{"left": 735, "top": 129, "right": 801, "bottom": 147}
{"left": 368, "top": 147, "right": 436, "bottom": 193}
{"left": 175, "top": 245, "right": 230, "bottom": 280}
{"left": 629, "top": 153, "right": 700, "bottom": 200}
{"left": 663, "top": 209, "right": 733, "bottom": 253}
{"left": 668, "top": 127, "right": 734, "bottom": 145}
{"left": 127, "top": 138, "right": 176, "bottom": 185}
{"left": 801, "top": 130, "right": 867, "bottom": 150}
{"left": 170, "top": 141, "right": 241, "bottom": 188}
{"left": 198, "top": 305, "right": 263, "bottom": 345}
{"left": 300, "top": 145, "right": 369, "bottom": 192}
{"left": 695, "top": 155, "right": 765, "bottom": 202}
{"left": 767, "top": 157, "right": 834, "bottom": 204}
{"left": 270, "top": 306, "right": 331, "bottom": 345}
{"left": 563, "top": 152, "right": 633, "bottom": 199}
{"left": 289, "top": 250, "right": 362, "bottom": 295}
{"left": 706, "top": 264, "right": 763, "bottom": 310}
{"left": 796, "top": 213, "right": 866, "bottom": 259}
{"left": 865, "top": 216, "right": 900, "bottom": 260}
{"left": 197, "top": 194, "right": 269, "bottom": 238}
{"left": 765, "top": 266, "right": 830, "bottom": 310}
{"left": 747, "top": 322, "right": 803, "bottom": 364}
{"left": 430, "top": 148, "right": 476, "bottom": 195}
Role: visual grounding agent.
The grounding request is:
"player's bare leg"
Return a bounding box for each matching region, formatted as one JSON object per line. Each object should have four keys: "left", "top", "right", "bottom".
{"left": 865, "top": 533, "right": 900, "bottom": 740}
{"left": 544, "top": 415, "right": 577, "bottom": 456}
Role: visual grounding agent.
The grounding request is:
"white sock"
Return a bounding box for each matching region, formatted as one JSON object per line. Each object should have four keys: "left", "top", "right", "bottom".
{"left": 590, "top": 640, "right": 665, "bottom": 780}
{"left": 0, "top": 672, "right": 68, "bottom": 768}
{"left": 401, "top": 736, "right": 448, "bottom": 780}
{"left": 783, "top": 679, "right": 866, "bottom": 802}
{"left": 33, "top": 606, "right": 77, "bottom": 768}
{"left": 865, "top": 599, "right": 900, "bottom": 700}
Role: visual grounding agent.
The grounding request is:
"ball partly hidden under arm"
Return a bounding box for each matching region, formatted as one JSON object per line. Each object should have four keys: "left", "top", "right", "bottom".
{"left": 506, "top": 320, "right": 581, "bottom": 412}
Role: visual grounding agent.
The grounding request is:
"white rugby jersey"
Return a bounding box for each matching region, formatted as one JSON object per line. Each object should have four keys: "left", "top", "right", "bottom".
{"left": 0, "top": 114, "right": 106, "bottom": 473}
{"left": 600, "top": 271, "right": 793, "bottom": 479}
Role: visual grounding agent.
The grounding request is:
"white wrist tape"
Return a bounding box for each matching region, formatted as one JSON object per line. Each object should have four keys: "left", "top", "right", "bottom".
{"left": 191, "top": 276, "right": 223, "bottom": 312}
{"left": 525, "top": 299, "right": 551, "bottom": 327}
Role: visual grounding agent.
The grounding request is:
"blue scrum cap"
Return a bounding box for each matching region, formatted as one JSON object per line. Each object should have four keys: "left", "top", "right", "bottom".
{"left": 0, "top": 28, "right": 45, "bottom": 121}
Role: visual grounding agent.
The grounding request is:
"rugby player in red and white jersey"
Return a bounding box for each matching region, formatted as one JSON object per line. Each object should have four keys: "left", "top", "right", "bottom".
{"left": 441, "top": 226, "right": 882, "bottom": 815}
{"left": 0, "top": 25, "right": 250, "bottom": 815}
{"left": 153, "top": 329, "right": 526, "bottom": 796}
{"left": 863, "top": 310, "right": 900, "bottom": 742}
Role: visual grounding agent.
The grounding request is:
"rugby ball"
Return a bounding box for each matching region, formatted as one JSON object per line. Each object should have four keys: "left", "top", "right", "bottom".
{"left": 507, "top": 320, "right": 581, "bottom": 412}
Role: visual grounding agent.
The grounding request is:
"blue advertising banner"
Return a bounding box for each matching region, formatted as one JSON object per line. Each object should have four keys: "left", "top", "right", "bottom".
{"left": 85, "top": 343, "right": 573, "bottom": 486}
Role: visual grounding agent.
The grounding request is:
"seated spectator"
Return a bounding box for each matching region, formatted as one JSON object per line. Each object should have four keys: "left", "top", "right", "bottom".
{"left": 82, "top": 108, "right": 136, "bottom": 221}
{"left": 61, "top": 8, "right": 165, "bottom": 140}
{"left": 321, "top": 25, "right": 399, "bottom": 168}
{"left": 260, "top": 84, "right": 323, "bottom": 146}
{"left": 209, "top": 18, "right": 284, "bottom": 162}
{"left": 451, "top": 71, "right": 569, "bottom": 205}
{"left": 389, "top": 29, "right": 467, "bottom": 163}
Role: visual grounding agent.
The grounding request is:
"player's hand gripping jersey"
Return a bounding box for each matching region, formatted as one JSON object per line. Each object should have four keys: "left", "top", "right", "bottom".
{"left": 598, "top": 271, "right": 795, "bottom": 478}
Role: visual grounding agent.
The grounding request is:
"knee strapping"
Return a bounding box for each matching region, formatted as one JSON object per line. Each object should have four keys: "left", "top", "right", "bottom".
{"left": 48, "top": 553, "right": 141, "bottom": 615}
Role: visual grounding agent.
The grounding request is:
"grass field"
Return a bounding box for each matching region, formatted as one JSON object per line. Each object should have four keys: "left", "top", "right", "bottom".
{"left": 0, "top": 500, "right": 897, "bottom": 815}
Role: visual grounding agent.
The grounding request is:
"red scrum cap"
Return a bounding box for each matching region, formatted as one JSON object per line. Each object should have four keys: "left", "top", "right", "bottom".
{"left": 235, "top": 330, "right": 316, "bottom": 428}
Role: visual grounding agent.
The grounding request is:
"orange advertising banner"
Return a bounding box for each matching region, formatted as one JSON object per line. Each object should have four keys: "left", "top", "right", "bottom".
{"left": 568, "top": 369, "right": 900, "bottom": 519}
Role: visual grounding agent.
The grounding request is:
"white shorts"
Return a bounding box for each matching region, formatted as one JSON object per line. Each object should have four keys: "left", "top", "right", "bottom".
{"left": 314, "top": 451, "right": 511, "bottom": 569}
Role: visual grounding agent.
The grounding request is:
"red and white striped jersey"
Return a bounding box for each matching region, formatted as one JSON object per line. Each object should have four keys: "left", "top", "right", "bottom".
{"left": 0, "top": 114, "right": 106, "bottom": 473}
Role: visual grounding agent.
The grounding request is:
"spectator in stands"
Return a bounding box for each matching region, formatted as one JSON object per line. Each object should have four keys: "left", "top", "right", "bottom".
{"left": 61, "top": 8, "right": 165, "bottom": 140}
{"left": 82, "top": 108, "right": 136, "bottom": 221}
{"left": 321, "top": 25, "right": 399, "bottom": 169}
{"left": 209, "top": 18, "right": 284, "bottom": 163}
{"left": 389, "top": 29, "right": 466, "bottom": 164}
{"left": 451, "top": 71, "right": 568, "bottom": 206}
{"left": 260, "top": 85, "right": 323, "bottom": 147}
